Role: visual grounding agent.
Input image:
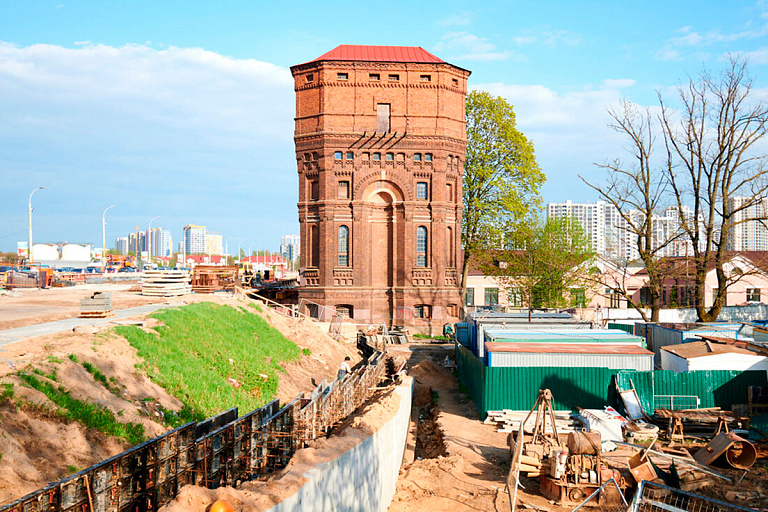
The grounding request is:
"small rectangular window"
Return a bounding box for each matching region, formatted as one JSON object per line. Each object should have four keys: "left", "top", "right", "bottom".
{"left": 508, "top": 288, "right": 523, "bottom": 307}
{"left": 337, "top": 72, "right": 348, "bottom": 80}
{"left": 420, "top": 75, "right": 431, "bottom": 82}
{"left": 338, "top": 181, "right": 350, "bottom": 199}
{"left": 310, "top": 181, "right": 319, "bottom": 201}
{"left": 446, "top": 183, "right": 453, "bottom": 201}
{"left": 413, "top": 153, "right": 422, "bottom": 162}
{"left": 306, "top": 74, "right": 314, "bottom": 83}
{"left": 465, "top": 288, "right": 475, "bottom": 307}
{"left": 452, "top": 78, "right": 459, "bottom": 87}
{"left": 388, "top": 74, "right": 399, "bottom": 81}
{"left": 377, "top": 103, "right": 391, "bottom": 133}
{"left": 369, "top": 73, "right": 380, "bottom": 81}
{"left": 416, "top": 182, "right": 428, "bottom": 200}
{"left": 362, "top": 152, "right": 370, "bottom": 160}
{"left": 334, "top": 151, "right": 343, "bottom": 160}
{"left": 425, "top": 153, "right": 433, "bottom": 162}
{"left": 386, "top": 152, "right": 394, "bottom": 161}
{"left": 414, "top": 305, "right": 431, "bottom": 319}
{"left": 373, "top": 152, "right": 381, "bottom": 161}
{"left": 748, "top": 288, "right": 762, "bottom": 302}
{"left": 346, "top": 152, "right": 354, "bottom": 160}
{"left": 484, "top": 288, "right": 499, "bottom": 306}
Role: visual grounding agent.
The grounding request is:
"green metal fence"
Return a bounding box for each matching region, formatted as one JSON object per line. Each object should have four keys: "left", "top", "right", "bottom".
{"left": 456, "top": 345, "right": 767, "bottom": 418}
{"left": 607, "top": 322, "right": 634, "bottom": 335}
{"left": 615, "top": 370, "right": 767, "bottom": 415}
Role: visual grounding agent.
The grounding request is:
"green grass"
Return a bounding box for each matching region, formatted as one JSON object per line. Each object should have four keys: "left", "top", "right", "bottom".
{"left": 66, "top": 465, "right": 79, "bottom": 474}
{"left": 302, "top": 348, "right": 311, "bottom": 356}
{"left": 115, "top": 302, "right": 301, "bottom": 418}
{"left": 47, "top": 356, "right": 62, "bottom": 364}
{"left": 0, "top": 383, "right": 14, "bottom": 402}
{"left": 68, "top": 354, "right": 79, "bottom": 363}
{"left": 412, "top": 334, "right": 449, "bottom": 341}
{"left": 18, "top": 372, "right": 145, "bottom": 445}
{"left": 81, "top": 361, "right": 120, "bottom": 395}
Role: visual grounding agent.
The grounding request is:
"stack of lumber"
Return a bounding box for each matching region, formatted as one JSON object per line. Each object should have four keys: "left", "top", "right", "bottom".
{"left": 141, "top": 270, "right": 191, "bottom": 297}
{"left": 485, "top": 409, "right": 580, "bottom": 435}
{"left": 80, "top": 292, "right": 113, "bottom": 318}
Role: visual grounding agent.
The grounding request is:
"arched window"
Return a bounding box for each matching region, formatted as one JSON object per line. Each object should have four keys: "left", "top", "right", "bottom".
{"left": 416, "top": 226, "right": 428, "bottom": 267}
{"left": 338, "top": 225, "right": 350, "bottom": 266}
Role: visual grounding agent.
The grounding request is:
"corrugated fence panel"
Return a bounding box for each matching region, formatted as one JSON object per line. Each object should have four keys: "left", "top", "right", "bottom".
{"left": 456, "top": 345, "right": 485, "bottom": 414}
{"left": 483, "top": 366, "right": 617, "bottom": 415}
{"left": 616, "top": 370, "right": 768, "bottom": 415}
{"left": 608, "top": 323, "right": 634, "bottom": 334}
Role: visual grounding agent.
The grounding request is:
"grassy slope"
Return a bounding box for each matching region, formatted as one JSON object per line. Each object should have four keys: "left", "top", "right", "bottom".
{"left": 115, "top": 302, "right": 301, "bottom": 418}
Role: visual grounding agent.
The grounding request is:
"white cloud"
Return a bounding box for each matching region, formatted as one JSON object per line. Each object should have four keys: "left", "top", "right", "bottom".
{"left": 0, "top": 42, "right": 297, "bottom": 249}
{"left": 437, "top": 13, "right": 472, "bottom": 27}
{"left": 657, "top": 20, "right": 768, "bottom": 60}
{"left": 470, "top": 81, "right": 647, "bottom": 201}
{"left": 744, "top": 47, "right": 768, "bottom": 64}
{"left": 433, "top": 32, "right": 522, "bottom": 62}
{"left": 602, "top": 79, "right": 636, "bottom": 89}
{"left": 510, "top": 29, "right": 582, "bottom": 48}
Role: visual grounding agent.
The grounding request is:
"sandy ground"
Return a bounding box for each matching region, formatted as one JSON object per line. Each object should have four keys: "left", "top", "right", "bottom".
{"left": 0, "top": 283, "right": 163, "bottom": 330}
{"left": 0, "top": 286, "right": 360, "bottom": 507}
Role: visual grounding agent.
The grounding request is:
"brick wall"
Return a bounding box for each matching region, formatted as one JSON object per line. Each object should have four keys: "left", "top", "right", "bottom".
{"left": 291, "top": 52, "right": 470, "bottom": 331}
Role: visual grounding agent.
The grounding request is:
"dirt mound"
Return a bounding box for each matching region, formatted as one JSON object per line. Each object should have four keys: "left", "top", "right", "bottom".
{"left": 0, "top": 294, "right": 365, "bottom": 506}
{"left": 252, "top": 304, "right": 361, "bottom": 403}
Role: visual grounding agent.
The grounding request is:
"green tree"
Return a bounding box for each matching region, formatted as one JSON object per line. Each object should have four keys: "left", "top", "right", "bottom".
{"left": 478, "top": 217, "right": 594, "bottom": 310}
{"left": 462, "top": 90, "right": 545, "bottom": 308}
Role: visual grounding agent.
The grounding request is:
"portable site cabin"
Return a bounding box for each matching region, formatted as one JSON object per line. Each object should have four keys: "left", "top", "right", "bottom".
{"left": 661, "top": 341, "right": 768, "bottom": 373}
{"left": 484, "top": 342, "right": 654, "bottom": 371}
{"left": 644, "top": 323, "right": 748, "bottom": 364}
{"left": 483, "top": 329, "right": 647, "bottom": 348}
{"left": 457, "top": 311, "right": 592, "bottom": 358}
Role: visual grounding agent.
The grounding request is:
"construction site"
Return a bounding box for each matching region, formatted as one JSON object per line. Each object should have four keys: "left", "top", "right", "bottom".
{"left": 0, "top": 275, "right": 767, "bottom": 511}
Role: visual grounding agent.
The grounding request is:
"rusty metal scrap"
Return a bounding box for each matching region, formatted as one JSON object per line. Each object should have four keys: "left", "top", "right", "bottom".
{"left": 693, "top": 432, "right": 756, "bottom": 470}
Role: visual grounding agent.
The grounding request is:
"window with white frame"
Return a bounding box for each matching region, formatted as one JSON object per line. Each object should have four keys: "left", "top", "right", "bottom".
{"left": 416, "top": 226, "right": 428, "bottom": 267}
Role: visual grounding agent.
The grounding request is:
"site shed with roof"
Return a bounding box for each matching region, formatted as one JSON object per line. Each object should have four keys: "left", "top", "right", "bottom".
{"left": 661, "top": 341, "right": 768, "bottom": 373}
{"left": 644, "top": 322, "right": 747, "bottom": 364}
{"left": 485, "top": 342, "right": 654, "bottom": 370}
{"left": 483, "top": 328, "right": 646, "bottom": 347}
{"left": 463, "top": 311, "right": 592, "bottom": 358}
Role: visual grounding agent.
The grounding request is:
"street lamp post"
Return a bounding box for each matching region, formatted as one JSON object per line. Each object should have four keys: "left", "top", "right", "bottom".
{"left": 225, "top": 236, "right": 235, "bottom": 263}
{"left": 102, "top": 205, "right": 116, "bottom": 267}
{"left": 28, "top": 186, "right": 44, "bottom": 264}
{"left": 148, "top": 216, "right": 160, "bottom": 267}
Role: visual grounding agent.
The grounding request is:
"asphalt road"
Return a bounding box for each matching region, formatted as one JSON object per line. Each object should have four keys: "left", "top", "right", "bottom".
{"left": 0, "top": 304, "right": 170, "bottom": 347}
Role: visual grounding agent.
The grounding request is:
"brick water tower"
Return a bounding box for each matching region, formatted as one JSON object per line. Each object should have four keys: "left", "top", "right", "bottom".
{"left": 291, "top": 45, "right": 470, "bottom": 331}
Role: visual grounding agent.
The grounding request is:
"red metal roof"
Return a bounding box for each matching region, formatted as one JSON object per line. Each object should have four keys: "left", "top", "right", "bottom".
{"left": 311, "top": 45, "right": 444, "bottom": 64}
{"left": 485, "top": 342, "right": 653, "bottom": 355}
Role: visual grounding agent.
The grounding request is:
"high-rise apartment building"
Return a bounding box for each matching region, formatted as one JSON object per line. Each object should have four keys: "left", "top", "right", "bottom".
{"left": 147, "top": 228, "right": 172, "bottom": 257}
{"left": 183, "top": 225, "right": 207, "bottom": 255}
{"left": 291, "top": 45, "right": 470, "bottom": 326}
{"left": 205, "top": 233, "right": 223, "bottom": 255}
{"left": 547, "top": 200, "right": 695, "bottom": 260}
{"left": 115, "top": 237, "right": 129, "bottom": 255}
{"left": 280, "top": 235, "right": 300, "bottom": 264}
{"left": 727, "top": 196, "right": 768, "bottom": 251}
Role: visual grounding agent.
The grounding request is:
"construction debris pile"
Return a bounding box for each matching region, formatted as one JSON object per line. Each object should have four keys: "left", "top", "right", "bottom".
{"left": 78, "top": 291, "right": 113, "bottom": 318}
{"left": 506, "top": 388, "right": 768, "bottom": 510}
{"left": 141, "top": 269, "right": 192, "bottom": 297}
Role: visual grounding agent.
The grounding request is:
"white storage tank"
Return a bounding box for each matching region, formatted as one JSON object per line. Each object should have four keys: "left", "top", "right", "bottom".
{"left": 61, "top": 244, "right": 92, "bottom": 262}
{"left": 32, "top": 244, "right": 59, "bottom": 261}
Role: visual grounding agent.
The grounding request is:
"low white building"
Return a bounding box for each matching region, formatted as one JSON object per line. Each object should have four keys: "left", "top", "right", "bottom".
{"left": 661, "top": 341, "right": 768, "bottom": 373}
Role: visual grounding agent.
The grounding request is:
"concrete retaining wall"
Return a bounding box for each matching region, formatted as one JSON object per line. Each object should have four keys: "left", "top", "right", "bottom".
{"left": 266, "top": 377, "right": 413, "bottom": 512}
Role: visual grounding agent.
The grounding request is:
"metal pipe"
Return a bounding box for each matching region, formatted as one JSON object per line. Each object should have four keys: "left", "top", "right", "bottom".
{"left": 102, "top": 205, "right": 116, "bottom": 267}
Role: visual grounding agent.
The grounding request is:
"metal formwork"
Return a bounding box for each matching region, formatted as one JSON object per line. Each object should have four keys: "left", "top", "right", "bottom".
{"left": 0, "top": 353, "right": 387, "bottom": 512}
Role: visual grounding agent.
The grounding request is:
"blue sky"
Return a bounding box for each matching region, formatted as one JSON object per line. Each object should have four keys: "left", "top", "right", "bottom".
{"left": 2, "top": 0, "right": 768, "bottom": 252}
